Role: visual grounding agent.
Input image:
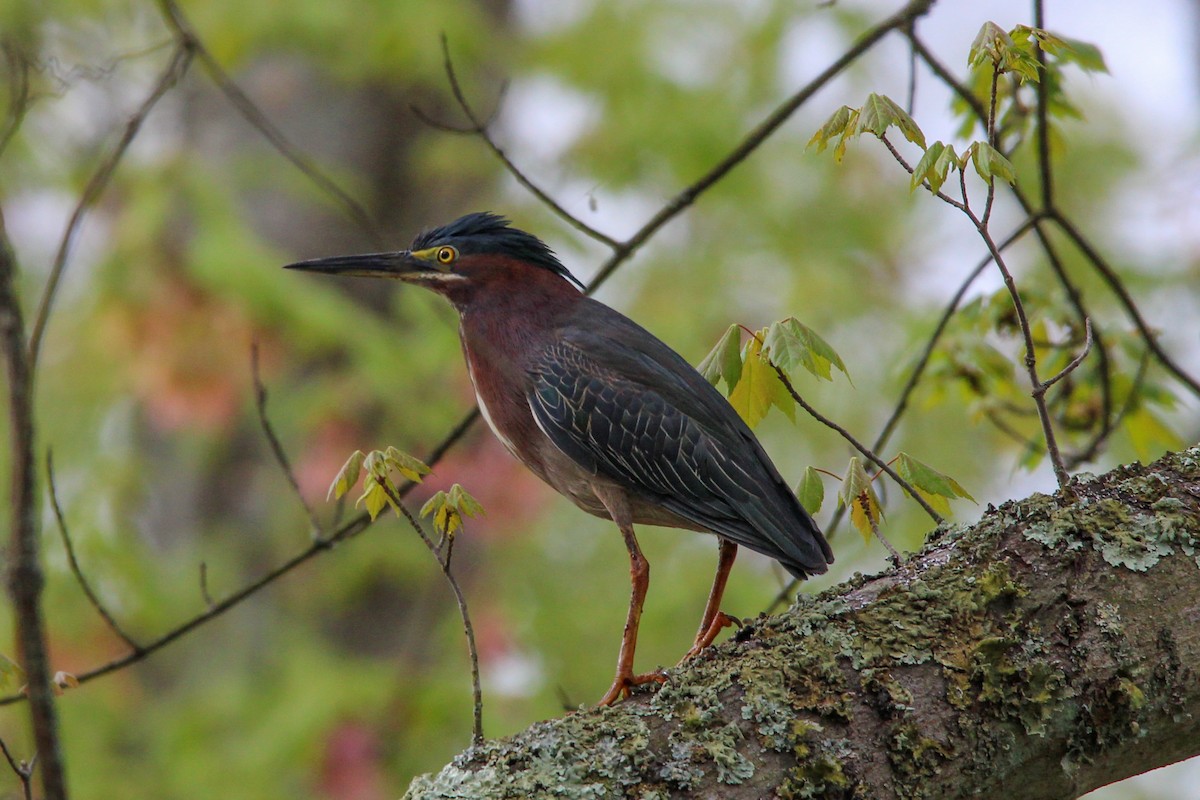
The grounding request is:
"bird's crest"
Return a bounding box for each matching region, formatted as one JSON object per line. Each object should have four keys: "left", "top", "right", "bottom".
{"left": 411, "top": 212, "right": 584, "bottom": 290}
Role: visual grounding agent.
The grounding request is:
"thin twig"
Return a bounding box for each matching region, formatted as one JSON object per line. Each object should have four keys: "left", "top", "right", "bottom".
{"left": 1037, "top": 318, "right": 1093, "bottom": 394}
{"left": 0, "top": 512, "right": 371, "bottom": 708}
{"left": 0, "top": 41, "right": 32, "bottom": 160}
{"left": 878, "top": 135, "right": 967, "bottom": 211}
{"left": 28, "top": 42, "right": 193, "bottom": 375}
{"left": 769, "top": 362, "right": 943, "bottom": 526}
{"left": 873, "top": 216, "right": 1042, "bottom": 455}
{"left": 154, "top": 0, "right": 387, "bottom": 250}
{"left": 807, "top": 216, "right": 1042, "bottom": 564}
{"left": 251, "top": 342, "right": 322, "bottom": 535}
{"left": 907, "top": 29, "right": 1119, "bottom": 459}
{"left": 909, "top": 28, "right": 1199, "bottom": 404}
{"left": 970, "top": 212, "right": 1070, "bottom": 487}
{"left": 199, "top": 562, "right": 215, "bottom": 608}
{"left": 434, "top": 36, "right": 619, "bottom": 250}
{"left": 1049, "top": 210, "right": 1200, "bottom": 399}
{"left": 1032, "top": 0, "right": 1053, "bottom": 209}
{"left": 382, "top": 484, "right": 483, "bottom": 746}
{"left": 0, "top": 736, "right": 32, "bottom": 800}
{"left": 0, "top": 404, "right": 475, "bottom": 709}
{"left": 46, "top": 452, "right": 142, "bottom": 652}
{"left": 588, "top": 0, "right": 935, "bottom": 292}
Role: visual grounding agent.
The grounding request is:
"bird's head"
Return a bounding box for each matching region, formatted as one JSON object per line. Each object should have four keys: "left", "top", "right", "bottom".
{"left": 284, "top": 213, "right": 584, "bottom": 306}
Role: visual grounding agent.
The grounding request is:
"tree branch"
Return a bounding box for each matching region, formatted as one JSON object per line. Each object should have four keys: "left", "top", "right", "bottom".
{"left": 0, "top": 205, "right": 69, "bottom": 798}
{"left": 404, "top": 446, "right": 1200, "bottom": 799}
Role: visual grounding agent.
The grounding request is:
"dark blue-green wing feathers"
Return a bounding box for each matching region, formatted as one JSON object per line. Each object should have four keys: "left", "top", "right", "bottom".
{"left": 527, "top": 299, "right": 832, "bottom": 579}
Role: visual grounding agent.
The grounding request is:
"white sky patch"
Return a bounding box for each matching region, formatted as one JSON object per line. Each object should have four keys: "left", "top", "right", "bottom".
{"left": 501, "top": 74, "right": 600, "bottom": 166}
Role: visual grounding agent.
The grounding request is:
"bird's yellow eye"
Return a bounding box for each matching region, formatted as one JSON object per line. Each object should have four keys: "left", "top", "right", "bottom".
{"left": 436, "top": 246, "right": 457, "bottom": 265}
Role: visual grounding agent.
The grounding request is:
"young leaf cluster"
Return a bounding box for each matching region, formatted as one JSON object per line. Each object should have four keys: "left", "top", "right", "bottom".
{"left": 420, "top": 484, "right": 485, "bottom": 539}
{"left": 955, "top": 22, "right": 1109, "bottom": 143}
{"left": 698, "top": 319, "right": 848, "bottom": 430}
{"left": 328, "top": 446, "right": 432, "bottom": 521}
{"left": 810, "top": 91, "right": 1015, "bottom": 195}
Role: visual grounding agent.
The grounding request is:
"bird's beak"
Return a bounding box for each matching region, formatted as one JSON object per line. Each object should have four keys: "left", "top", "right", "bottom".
{"left": 283, "top": 250, "right": 430, "bottom": 280}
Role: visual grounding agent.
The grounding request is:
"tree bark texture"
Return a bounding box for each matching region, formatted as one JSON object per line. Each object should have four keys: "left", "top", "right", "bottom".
{"left": 404, "top": 446, "right": 1200, "bottom": 799}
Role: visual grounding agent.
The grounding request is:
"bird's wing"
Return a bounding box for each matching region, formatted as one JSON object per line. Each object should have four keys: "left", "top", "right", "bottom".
{"left": 526, "top": 334, "right": 829, "bottom": 577}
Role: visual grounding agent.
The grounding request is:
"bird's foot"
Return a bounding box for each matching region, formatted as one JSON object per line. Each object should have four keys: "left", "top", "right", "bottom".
{"left": 598, "top": 669, "right": 667, "bottom": 706}
{"left": 680, "top": 611, "right": 741, "bottom": 663}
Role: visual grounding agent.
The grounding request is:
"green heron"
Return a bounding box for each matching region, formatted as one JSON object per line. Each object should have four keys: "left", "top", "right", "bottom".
{"left": 286, "top": 213, "right": 832, "bottom": 705}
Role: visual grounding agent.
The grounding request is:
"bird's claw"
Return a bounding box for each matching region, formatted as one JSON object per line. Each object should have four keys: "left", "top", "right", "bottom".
{"left": 598, "top": 669, "right": 667, "bottom": 706}
{"left": 680, "top": 611, "right": 742, "bottom": 664}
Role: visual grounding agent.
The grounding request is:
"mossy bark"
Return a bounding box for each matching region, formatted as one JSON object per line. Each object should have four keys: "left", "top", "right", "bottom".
{"left": 404, "top": 447, "right": 1200, "bottom": 800}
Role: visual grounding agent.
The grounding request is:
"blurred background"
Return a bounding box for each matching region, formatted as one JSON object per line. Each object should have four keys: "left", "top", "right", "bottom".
{"left": 0, "top": 0, "right": 1197, "bottom": 797}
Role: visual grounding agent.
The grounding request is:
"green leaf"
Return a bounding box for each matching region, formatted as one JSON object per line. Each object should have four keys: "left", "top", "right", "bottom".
{"left": 419, "top": 491, "right": 448, "bottom": 524}
{"left": 0, "top": 653, "right": 23, "bottom": 691}
{"left": 969, "top": 21, "right": 1011, "bottom": 68}
{"left": 856, "top": 93, "right": 926, "bottom": 148}
{"left": 448, "top": 483, "right": 485, "bottom": 519}
{"left": 933, "top": 143, "right": 961, "bottom": 190}
{"left": 807, "top": 105, "right": 856, "bottom": 154}
{"left": 839, "top": 457, "right": 883, "bottom": 544}
{"left": 797, "top": 467, "right": 824, "bottom": 515}
{"left": 697, "top": 324, "right": 743, "bottom": 389}
{"left": 764, "top": 318, "right": 849, "bottom": 383}
{"left": 1026, "top": 27, "right": 1108, "bottom": 74}
{"left": 1052, "top": 35, "right": 1107, "bottom": 73}
{"left": 768, "top": 366, "right": 796, "bottom": 423}
{"left": 832, "top": 109, "right": 861, "bottom": 163}
{"left": 421, "top": 485, "right": 485, "bottom": 538}
{"left": 424, "top": 490, "right": 461, "bottom": 537}
{"left": 384, "top": 446, "right": 431, "bottom": 483}
{"left": 970, "top": 141, "right": 1017, "bottom": 185}
{"left": 327, "top": 449, "right": 365, "bottom": 500}
{"left": 358, "top": 476, "right": 394, "bottom": 521}
{"left": 896, "top": 452, "right": 975, "bottom": 516}
{"left": 911, "top": 141, "right": 943, "bottom": 193}
{"left": 362, "top": 450, "right": 388, "bottom": 480}
{"left": 728, "top": 334, "right": 776, "bottom": 429}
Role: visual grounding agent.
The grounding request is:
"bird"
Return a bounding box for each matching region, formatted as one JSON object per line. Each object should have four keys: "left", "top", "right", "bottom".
{"left": 285, "top": 212, "right": 833, "bottom": 705}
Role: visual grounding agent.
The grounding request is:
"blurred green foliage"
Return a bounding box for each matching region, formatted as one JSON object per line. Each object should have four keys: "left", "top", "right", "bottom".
{"left": 0, "top": 1, "right": 1196, "bottom": 798}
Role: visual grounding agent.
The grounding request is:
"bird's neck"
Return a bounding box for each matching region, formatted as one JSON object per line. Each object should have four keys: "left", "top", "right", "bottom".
{"left": 455, "top": 272, "right": 582, "bottom": 365}
{"left": 454, "top": 272, "right": 581, "bottom": 468}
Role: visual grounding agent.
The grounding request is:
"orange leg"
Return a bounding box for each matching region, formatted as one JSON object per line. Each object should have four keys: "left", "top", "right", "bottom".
{"left": 683, "top": 538, "right": 738, "bottom": 661}
{"left": 595, "top": 489, "right": 666, "bottom": 705}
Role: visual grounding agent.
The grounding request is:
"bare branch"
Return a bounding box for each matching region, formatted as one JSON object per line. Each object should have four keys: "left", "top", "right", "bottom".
{"left": 872, "top": 216, "right": 1042, "bottom": 457}
{"left": 381, "top": 483, "right": 484, "bottom": 747}
{"left": 435, "top": 36, "right": 619, "bottom": 250}
{"left": 1049, "top": 210, "right": 1200, "bottom": 399}
{"left": 878, "top": 134, "right": 967, "bottom": 211}
{"left": 0, "top": 736, "right": 32, "bottom": 800}
{"left": 0, "top": 41, "right": 32, "bottom": 160}
{"left": 28, "top": 42, "right": 192, "bottom": 375}
{"left": 1032, "top": 0, "right": 1053, "bottom": 208}
{"left": 970, "top": 215, "right": 1072, "bottom": 488}
{"left": 0, "top": 198, "right": 68, "bottom": 800}
{"left": 769, "top": 361, "right": 943, "bottom": 528}
{"left": 46, "top": 452, "right": 142, "bottom": 652}
{"left": 0, "top": 511, "right": 370, "bottom": 709}
{"left": 154, "top": 0, "right": 387, "bottom": 249}
{"left": 250, "top": 342, "right": 322, "bottom": 535}
{"left": 588, "top": 0, "right": 935, "bottom": 292}
{"left": 1036, "top": 318, "right": 1093, "bottom": 395}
